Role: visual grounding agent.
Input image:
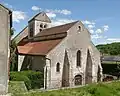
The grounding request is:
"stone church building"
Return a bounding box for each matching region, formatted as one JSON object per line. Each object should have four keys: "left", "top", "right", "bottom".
{"left": 14, "top": 12, "right": 103, "bottom": 89}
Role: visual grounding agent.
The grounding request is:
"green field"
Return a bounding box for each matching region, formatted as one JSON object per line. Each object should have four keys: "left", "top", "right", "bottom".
{"left": 9, "top": 81, "right": 120, "bottom": 96}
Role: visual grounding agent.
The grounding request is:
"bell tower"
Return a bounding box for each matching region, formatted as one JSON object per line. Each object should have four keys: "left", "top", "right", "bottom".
{"left": 28, "top": 12, "right": 51, "bottom": 39}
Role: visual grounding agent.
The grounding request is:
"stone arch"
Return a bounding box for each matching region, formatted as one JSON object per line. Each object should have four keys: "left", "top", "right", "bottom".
{"left": 62, "top": 50, "right": 70, "bottom": 87}
{"left": 85, "top": 49, "right": 93, "bottom": 84}
{"left": 74, "top": 74, "right": 82, "bottom": 85}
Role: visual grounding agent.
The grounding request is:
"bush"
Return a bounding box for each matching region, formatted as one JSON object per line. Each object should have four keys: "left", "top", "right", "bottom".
{"left": 21, "top": 71, "right": 44, "bottom": 89}
{"left": 10, "top": 71, "right": 44, "bottom": 90}
{"left": 10, "top": 72, "right": 31, "bottom": 90}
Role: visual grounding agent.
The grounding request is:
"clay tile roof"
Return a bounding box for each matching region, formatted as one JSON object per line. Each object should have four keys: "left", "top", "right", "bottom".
{"left": 18, "top": 39, "right": 63, "bottom": 55}
{"left": 36, "top": 21, "right": 78, "bottom": 37}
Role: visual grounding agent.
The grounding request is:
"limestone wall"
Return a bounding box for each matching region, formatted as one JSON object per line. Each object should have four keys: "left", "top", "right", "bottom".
{"left": 46, "top": 21, "right": 101, "bottom": 89}
{"left": 0, "top": 5, "right": 10, "bottom": 94}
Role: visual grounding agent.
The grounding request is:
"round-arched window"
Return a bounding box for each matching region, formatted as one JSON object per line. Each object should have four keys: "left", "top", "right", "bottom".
{"left": 78, "top": 26, "right": 82, "bottom": 31}
{"left": 44, "top": 24, "right": 47, "bottom": 28}
{"left": 77, "top": 50, "right": 81, "bottom": 67}
{"left": 56, "top": 62, "right": 60, "bottom": 72}
{"left": 40, "top": 23, "right": 43, "bottom": 28}
{"left": 39, "top": 29, "right": 42, "bottom": 32}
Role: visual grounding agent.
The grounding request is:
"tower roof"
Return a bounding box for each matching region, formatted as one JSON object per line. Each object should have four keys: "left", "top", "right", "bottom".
{"left": 28, "top": 11, "right": 51, "bottom": 23}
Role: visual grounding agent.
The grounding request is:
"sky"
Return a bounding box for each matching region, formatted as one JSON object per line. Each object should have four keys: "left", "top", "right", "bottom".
{"left": 0, "top": 0, "right": 120, "bottom": 45}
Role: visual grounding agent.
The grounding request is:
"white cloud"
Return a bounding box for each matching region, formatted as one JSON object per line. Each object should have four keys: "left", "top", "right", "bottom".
{"left": 59, "top": 9, "right": 71, "bottom": 15}
{"left": 51, "top": 19, "right": 76, "bottom": 26}
{"left": 46, "top": 9, "right": 71, "bottom": 15}
{"left": 107, "top": 38, "right": 120, "bottom": 42}
{"left": 82, "top": 20, "right": 95, "bottom": 25}
{"left": 89, "top": 30, "right": 94, "bottom": 34}
{"left": 13, "top": 11, "right": 27, "bottom": 23}
{"left": 88, "top": 24, "right": 95, "bottom": 29}
{"left": 4, "top": 3, "right": 13, "bottom": 9}
{"left": 91, "top": 34, "right": 103, "bottom": 39}
{"left": 103, "top": 25, "right": 109, "bottom": 31}
{"left": 31, "top": 6, "right": 41, "bottom": 11}
{"left": 95, "top": 29, "right": 103, "bottom": 33}
{"left": 46, "top": 12, "right": 56, "bottom": 18}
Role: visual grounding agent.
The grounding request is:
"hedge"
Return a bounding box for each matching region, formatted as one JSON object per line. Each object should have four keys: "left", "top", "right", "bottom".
{"left": 10, "top": 71, "right": 44, "bottom": 90}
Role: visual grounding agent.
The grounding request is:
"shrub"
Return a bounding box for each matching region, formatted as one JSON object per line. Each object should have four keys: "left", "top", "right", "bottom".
{"left": 10, "top": 71, "right": 44, "bottom": 89}
{"left": 21, "top": 71, "right": 44, "bottom": 89}
{"left": 10, "top": 72, "right": 31, "bottom": 90}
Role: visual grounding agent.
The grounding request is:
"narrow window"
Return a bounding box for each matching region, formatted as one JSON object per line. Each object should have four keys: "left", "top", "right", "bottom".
{"left": 78, "top": 26, "right": 81, "bottom": 31}
{"left": 29, "top": 23, "right": 34, "bottom": 37}
{"left": 39, "top": 29, "right": 42, "bottom": 32}
{"left": 77, "top": 50, "right": 81, "bottom": 67}
{"left": 56, "top": 63, "right": 60, "bottom": 72}
{"left": 44, "top": 24, "right": 47, "bottom": 28}
{"left": 40, "top": 23, "right": 43, "bottom": 28}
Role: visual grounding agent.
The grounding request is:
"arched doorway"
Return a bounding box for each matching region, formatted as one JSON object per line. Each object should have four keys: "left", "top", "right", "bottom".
{"left": 75, "top": 75, "right": 82, "bottom": 85}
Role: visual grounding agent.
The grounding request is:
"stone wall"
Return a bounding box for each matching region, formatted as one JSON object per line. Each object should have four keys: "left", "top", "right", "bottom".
{"left": 0, "top": 5, "right": 10, "bottom": 95}
{"left": 46, "top": 21, "right": 102, "bottom": 89}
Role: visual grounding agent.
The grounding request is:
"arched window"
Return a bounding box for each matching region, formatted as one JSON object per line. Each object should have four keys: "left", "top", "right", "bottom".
{"left": 78, "top": 26, "right": 82, "bottom": 31}
{"left": 40, "top": 23, "right": 43, "bottom": 28}
{"left": 44, "top": 24, "right": 47, "bottom": 28}
{"left": 39, "top": 29, "right": 42, "bottom": 32}
{"left": 77, "top": 50, "right": 81, "bottom": 67}
{"left": 56, "top": 62, "right": 60, "bottom": 72}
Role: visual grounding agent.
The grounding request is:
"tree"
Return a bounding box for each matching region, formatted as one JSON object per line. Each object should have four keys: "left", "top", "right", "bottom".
{"left": 96, "top": 42, "right": 120, "bottom": 55}
{"left": 9, "top": 28, "right": 18, "bottom": 71}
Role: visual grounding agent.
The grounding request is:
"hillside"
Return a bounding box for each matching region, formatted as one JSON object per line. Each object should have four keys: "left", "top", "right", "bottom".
{"left": 96, "top": 42, "right": 120, "bottom": 55}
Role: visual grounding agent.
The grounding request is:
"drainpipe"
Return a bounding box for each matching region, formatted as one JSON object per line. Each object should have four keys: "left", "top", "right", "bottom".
{"left": 45, "top": 57, "right": 51, "bottom": 89}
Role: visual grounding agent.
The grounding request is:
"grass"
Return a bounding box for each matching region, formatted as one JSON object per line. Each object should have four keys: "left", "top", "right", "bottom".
{"left": 8, "top": 81, "right": 27, "bottom": 94}
{"left": 9, "top": 80, "right": 120, "bottom": 96}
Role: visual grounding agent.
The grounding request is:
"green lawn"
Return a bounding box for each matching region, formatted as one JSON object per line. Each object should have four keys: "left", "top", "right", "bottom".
{"left": 9, "top": 81, "right": 120, "bottom": 96}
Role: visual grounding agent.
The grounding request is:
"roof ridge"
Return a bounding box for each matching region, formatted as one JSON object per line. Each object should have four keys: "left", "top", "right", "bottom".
{"left": 46, "top": 20, "right": 78, "bottom": 30}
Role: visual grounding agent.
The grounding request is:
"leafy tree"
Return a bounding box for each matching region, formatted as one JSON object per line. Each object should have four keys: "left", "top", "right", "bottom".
{"left": 9, "top": 28, "right": 18, "bottom": 71}
{"left": 96, "top": 42, "right": 120, "bottom": 55}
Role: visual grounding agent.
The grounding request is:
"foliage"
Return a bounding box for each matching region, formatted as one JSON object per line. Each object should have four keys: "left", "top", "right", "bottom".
{"left": 96, "top": 42, "right": 120, "bottom": 55}
{"left": 10, "top": 28, "right": 18, "bottom": 71}
{"left": 21, "top": 71, "right": 44, "bottom": 89}
{"left": 10, "top": 71, "right": 44, "bottom": 90}
{"left": 10, "top": 81, "right": 120, "bottom": 96}
{"left": 10, "top": 72, "right": 32, "bottom": 90}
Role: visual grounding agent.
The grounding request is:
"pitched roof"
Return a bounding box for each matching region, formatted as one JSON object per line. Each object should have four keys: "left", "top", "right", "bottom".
{"left": 101, "top": 56, "right": 120, "bottom": 62}
{"left": 17, "top": 21, "right": 78, "bottom": 55}
{"left": 28, "top": 11, "right": 51, "bottom": 23}
{"left": 18, "top": 39, "right": 63, "bottom": 55}
{"left": 13, "top": 26, "right": 28, "bottom": 44}
{"left": 36, "top": 21, "right": 78, "bottom": 37}
{"left": 0, "top": 3, "right": 12, "bottom": 12}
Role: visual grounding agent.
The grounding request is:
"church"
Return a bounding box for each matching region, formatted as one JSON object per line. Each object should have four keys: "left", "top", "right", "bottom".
{"left": 14, "top": 12, "right": 103, "bottom": 89}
